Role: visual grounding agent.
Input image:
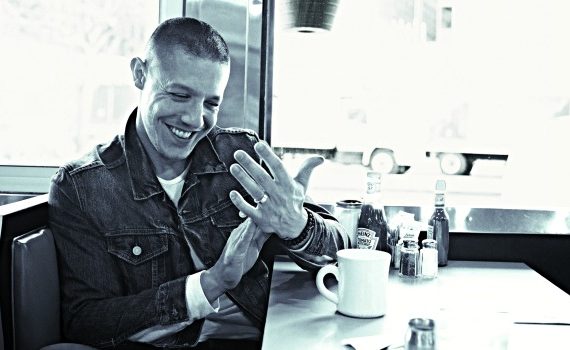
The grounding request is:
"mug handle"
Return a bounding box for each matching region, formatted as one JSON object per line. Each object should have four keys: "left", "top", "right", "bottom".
{"left": 316, "top": 264, "right": 339, "bottom": 304}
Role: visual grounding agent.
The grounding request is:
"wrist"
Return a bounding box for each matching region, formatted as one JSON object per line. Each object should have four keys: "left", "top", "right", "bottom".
{"left": 200, "top": 269, "right": 228, "bottom": 304}
{"left": 283, "top": 209, "right": 314, "bottom": 247}
{"left": 284, "top": 208, "right": 309, "bottom": 240}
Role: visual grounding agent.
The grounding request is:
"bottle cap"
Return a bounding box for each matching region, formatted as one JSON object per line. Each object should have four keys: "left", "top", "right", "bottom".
{"left": 365, "top": 171, "right": 382, "bottom": 193}
{"left": 408, "top": 318, "right": 435, "bottom": 331}
{"left": 402, "top": 239, "right": 419, "bottom": 248}
{"left": 367, "top": 172, "right": 382, "bottom": 184}
{"left": 336, "top": 199, "right": 362, "bottom": 209}
{"left": 422, "top": 239, "right": 437, "bottom": 249}
{"left": 435, "top": 179, "right": 446, "bottom": 192}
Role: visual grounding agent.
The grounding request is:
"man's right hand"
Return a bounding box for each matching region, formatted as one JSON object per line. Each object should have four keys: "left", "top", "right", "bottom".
{"left": 200, "top": 218, "right": 269, "bottom": 304}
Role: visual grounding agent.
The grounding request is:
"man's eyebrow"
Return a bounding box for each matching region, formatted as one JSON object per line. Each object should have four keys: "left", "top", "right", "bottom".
{"left": 164, "top": 83, "right": 192, "bottom": 92}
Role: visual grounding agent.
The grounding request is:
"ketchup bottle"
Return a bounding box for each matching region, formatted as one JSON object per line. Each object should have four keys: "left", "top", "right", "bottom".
{"left": 356, "top": 172, "right": 389, "bottom": 253}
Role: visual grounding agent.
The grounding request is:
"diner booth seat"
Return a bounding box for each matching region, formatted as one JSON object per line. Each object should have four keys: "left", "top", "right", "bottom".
{"left": 12, "top": 228, "right": 96, "bottom": 350}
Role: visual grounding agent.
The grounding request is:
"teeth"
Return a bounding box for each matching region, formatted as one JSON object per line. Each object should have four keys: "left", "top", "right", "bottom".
{"left": 169, "top": 126, "right": 192, "bottom": 139}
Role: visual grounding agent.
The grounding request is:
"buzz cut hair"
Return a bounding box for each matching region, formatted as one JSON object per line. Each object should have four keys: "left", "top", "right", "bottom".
{"left": 145, "top": 17, "right": 230, "bottom": 64}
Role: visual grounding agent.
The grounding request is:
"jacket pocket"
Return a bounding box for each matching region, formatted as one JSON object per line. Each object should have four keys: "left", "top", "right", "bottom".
{"left": 209, "top": 206, "right": 243, "bottom": 238}
{"left": 182, "top": 206, "right": 244, "bottom": 265}
{"left": 105, "top": 229, "right": 169, "bottom": 265}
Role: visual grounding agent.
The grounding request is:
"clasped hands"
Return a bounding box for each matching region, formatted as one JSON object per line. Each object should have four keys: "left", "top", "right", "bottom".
{"left": 203, "top": 142, "right": 323, "bottom": 297}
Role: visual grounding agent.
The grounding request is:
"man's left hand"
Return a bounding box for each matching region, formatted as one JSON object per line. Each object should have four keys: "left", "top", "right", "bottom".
{"left": 229, "top": 141, "right": 324, "bottom": 240}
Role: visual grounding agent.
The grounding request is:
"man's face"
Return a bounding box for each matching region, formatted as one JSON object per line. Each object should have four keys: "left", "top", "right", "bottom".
{"left": 134, "top": 47, "right": 230, "bottom": 164}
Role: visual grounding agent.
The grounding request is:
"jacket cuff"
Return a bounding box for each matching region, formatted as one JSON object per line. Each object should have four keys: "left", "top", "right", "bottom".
{"left": 157, "top": 276, "right": 191, "bottom": 325}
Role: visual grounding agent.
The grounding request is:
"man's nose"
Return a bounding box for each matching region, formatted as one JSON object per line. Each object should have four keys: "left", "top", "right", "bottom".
{"left": 180, "top": 101, "right": 204, "bottom": 129}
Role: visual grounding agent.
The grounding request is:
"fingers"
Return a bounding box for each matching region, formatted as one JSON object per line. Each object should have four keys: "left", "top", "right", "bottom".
{"left": 226, "top": 218, "right": 259, "bottom": 255}
{"left": 217, "top": 219, "right": 264, "bottom": 289}
{"left": 223, "top": 218, "right": 250, "bottom": 261}
{"left": 230, "top": 141, "right": 311, "bottom": 236}
{"left": 226, "top": 219, "right": 269, "bottom": 262}
{"left": 229, "top": 190, "right": 262, "bottom": 222}
{"left": 253, "top": 142, "right": 288, "bottom": 183}
{"left": 233, "top": 150, "right": 275, "bottom": 192}
{"left": 293, "top": 156, "right": 324, "bottom": 194}
{"left": 229, "top": 163, "right": 265, "bottom": 202}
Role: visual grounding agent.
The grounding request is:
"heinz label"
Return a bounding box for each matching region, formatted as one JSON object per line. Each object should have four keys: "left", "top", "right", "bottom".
{"left": 357, "top": 228, "right": 378, "bottom": 249}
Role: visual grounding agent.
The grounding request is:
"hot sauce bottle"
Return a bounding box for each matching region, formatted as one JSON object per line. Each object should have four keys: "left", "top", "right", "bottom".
{"left": 427, "top": 179, "right": 449, "bottom": 266}
{"left": 356, "top": 172, "right": 390, "bottom": 253}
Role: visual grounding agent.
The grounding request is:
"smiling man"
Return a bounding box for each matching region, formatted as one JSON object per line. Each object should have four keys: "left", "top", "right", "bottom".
{"left": 48, "top": 17, "right": 347, "bottom": 350}
{"left": 131, "top": 32, "right": 229, "bottom": 180}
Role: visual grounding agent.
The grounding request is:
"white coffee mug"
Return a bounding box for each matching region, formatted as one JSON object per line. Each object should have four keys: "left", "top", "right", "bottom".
{"left": 316, "top": 249, "right": 391, "bottom": 318}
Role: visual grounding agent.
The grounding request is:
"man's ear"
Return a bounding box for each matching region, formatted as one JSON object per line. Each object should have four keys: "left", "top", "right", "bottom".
{"left": 130, "top": 57, "right": 146, "bottom": 90}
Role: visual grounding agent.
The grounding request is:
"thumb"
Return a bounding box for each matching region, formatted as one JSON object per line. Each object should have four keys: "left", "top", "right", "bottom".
{"left": 293, "top": 156, "right": 325, "bottom": 194}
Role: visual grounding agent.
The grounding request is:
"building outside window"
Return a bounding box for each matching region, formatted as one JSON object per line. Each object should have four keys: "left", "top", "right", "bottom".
{"left": 271, "top": 0, "right": 570, "bottom": 212}
{"left": 0, "top": 0, "right": 157, "bottom": 166}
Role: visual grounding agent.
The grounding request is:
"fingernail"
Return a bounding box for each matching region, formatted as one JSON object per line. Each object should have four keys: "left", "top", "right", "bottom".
{"left": 234, "top": 150, "right": 245, "bottom": 161}
{"left": 254, "top": 142, "right": 267, "bottom": 152}
{"left": 229, "top": 191, "right": 237, "bottom": 199}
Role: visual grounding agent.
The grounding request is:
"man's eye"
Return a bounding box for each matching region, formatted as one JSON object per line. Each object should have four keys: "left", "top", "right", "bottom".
{"left": 170, "top": 92, "right": 189, "bottom": 99}
{"left": 205, "top": 101, "right": 219, "bottom": 108}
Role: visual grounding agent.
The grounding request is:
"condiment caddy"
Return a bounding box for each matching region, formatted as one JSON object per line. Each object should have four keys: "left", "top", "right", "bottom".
{"left": 350, "top": 174, "right": 451, "bottom": 280}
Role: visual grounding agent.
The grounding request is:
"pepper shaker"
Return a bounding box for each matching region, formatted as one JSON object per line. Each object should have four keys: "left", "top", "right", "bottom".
{"left": 399, "top": 240, "right": 419, "bottom": 278}
{"left": 404, "top": 318, "right": 436, "bottom": 350}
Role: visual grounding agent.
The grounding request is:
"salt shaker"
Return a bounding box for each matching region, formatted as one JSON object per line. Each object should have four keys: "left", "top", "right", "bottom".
{"left": 393, "top": 238, "right": 404, "bottom": 269}
{"left": 334, "top": 200, "right": 362, "bottom": 248}
{"left": 419, "top": 239, "right": 438, "bottom": 278}
{"left": 404, "top": 318, "right": 436, "bottom": 350}
{"left": 399, "top": 240, "right": 419, "bottom": 278}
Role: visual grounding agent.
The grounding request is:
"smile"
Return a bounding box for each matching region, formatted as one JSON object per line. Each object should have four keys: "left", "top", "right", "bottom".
{"left": 168, "top": 125, "right": 192, "bottom": 139}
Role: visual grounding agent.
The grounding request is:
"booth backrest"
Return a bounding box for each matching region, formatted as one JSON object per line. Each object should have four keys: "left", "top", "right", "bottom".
{"left": 0, "top": 194, "right": 49, "bottom": 350}
{"left": 12, "top": 228, "right": 61, "bottom": 350}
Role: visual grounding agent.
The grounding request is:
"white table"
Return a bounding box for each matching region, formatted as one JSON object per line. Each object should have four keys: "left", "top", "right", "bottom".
{"left": 262, "top": 256, "right": 570, "bottom": 350}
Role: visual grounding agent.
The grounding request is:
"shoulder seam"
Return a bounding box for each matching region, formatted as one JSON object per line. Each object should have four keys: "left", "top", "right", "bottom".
{"left": 67, "top": 160, "right": 105, "bottom": 176}
{"left": 209, "top": 126, "right": 258, "bottom": 138}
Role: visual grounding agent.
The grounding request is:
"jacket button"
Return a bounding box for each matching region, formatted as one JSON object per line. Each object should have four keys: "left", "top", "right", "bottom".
{"left": 132, "top": 245, "right": 142, "bottom": 256}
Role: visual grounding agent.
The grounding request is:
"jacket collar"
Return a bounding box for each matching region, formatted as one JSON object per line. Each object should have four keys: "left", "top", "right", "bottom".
{"left": 123, "top": 108, "right": 228, "bottom": 200}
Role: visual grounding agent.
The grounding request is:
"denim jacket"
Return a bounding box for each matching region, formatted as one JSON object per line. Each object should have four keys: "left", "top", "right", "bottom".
{"left": 48, "top": 109, "right": 346, "bottom": 348}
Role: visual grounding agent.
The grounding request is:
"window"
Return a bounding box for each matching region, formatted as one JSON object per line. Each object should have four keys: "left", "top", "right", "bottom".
{"left": 0, "top": 0, "right": 158, "bottom": 166}
{"left": 271, "top": 0, "right": 570, "bottom": 212}
{"left": 441, "top": 7, "right": 452, "bottom": 29}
